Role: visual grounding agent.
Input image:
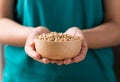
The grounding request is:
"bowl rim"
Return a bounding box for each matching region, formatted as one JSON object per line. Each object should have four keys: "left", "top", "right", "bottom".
{"left": 34, "top": 38, "right": 83, "bottom": 43}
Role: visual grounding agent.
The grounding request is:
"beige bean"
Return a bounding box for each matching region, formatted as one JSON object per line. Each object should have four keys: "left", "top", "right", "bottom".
{"left": 36, "top": 32, "right": 81, "bottom": 42}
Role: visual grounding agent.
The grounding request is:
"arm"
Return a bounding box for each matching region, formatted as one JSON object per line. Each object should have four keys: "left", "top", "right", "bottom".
{"left": 0, "top": 0, "right": 35, "bottom": 46}
{"left": 82, "top": 0, "right": 120, "bottom": 49}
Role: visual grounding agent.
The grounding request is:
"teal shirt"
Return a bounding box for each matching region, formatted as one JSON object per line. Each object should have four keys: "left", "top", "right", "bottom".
{"left": 3, "top": 0, "right": 117, "bottom": 82}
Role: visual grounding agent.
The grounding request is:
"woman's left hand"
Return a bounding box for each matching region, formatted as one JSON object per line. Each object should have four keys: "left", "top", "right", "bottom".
{"left": 55, "top": 27, "right": 88, "bottom": 65}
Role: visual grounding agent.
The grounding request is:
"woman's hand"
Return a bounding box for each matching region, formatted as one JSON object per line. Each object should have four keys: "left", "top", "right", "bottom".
{"left": 25, "top": 26, "right": 53, "bottom": 64}
{"left": 55, "top": 27, "right": 88, "bottom": 65}
{"left": 25, "top": 26, "right": 87, "bottom": 65}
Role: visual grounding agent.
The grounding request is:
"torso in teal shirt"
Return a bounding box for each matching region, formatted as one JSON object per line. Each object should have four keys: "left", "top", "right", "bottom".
{"left": 3, "top": 0, "right": 117, "bottom": 82}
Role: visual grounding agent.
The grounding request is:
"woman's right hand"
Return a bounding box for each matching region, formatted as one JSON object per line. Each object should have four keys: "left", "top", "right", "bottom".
{"left": 25, "top": 26, "right": 53, "bottom": 64}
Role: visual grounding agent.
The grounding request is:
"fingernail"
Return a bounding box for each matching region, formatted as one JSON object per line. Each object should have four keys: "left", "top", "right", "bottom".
{"left": 51, "top": 61, "right": 55, "bottom": 64}
{"left": 42, "top": 59, "right": 49, "bottom": 64}
{"left": 57, "top": 63, "right": 62, "bottom": 65}
{"left": 64, "top": 60, "right": 69, "bottom": 65}
{"left": 58, "top": 64, "right": 62, "bottom": 65}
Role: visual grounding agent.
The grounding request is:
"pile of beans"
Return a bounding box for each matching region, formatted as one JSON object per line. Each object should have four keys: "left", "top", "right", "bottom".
{"left": 36, "top": 32, "right": 81, "bottom": 41}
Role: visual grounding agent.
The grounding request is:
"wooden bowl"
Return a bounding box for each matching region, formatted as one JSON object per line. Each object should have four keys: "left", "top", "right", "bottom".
{"left": 34, "top": 38, "right": 82, "bottom": 59}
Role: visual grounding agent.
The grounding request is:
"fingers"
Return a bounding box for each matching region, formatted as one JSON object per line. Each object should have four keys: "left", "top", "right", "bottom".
{"left": 25, "top": 26, "right": 51, "bottom": 64}
{"left": 73, "top": 40, "right": 88, "bottom": 62}
{"left": 65, "top": 27, "right": 78, "bottom": 35}
{"left": 72, "top": 55, "right": 81, "bottom": 62}
{"left": 64, "top": 27, "right": 88, "bottom": 64}
{"left": 50, "top": 60, "right": 56, "bottom": 64}
{"left": 41, "top": 58, "right": 50, "bottom": 64}
{"left": 25, "top": 41, "right": 50, "bottom": 64}
{"left": 54, "top": 58, "right": 73, "bottom": 65}
{"left": 35, "top": 26, "right": 50, "bottom": 35}
{"left": 55, "top": 60, "right": 64, "bottom": 65}
{"left": 65, "top": 27, "right": 85, "bottom": 41}
{"left": 63, "top": 59, "right": 72, "bottom": 65}
{"left": 25, "top": 41, "right": 41, "bottom": 59}
{"left": 27, "top": 27, "right": 50, "bottom": 41}
{"left": 25, "top": 40, "right": 87, "bottom": 65}
{"left": 25, "top": 26, "right": 88, "bottom": 65}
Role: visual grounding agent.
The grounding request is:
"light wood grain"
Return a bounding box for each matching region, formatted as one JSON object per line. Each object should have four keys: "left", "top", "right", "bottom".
{"left": 34, "top": 39, "right": 82, "bottom": 59}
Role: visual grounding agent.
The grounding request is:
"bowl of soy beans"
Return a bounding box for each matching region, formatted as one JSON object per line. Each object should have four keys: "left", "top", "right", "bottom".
{"left": 34, "top": 32, "right": 82, "bottom": 59}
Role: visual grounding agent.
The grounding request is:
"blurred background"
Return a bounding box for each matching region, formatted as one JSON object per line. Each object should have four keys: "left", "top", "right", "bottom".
{"left": 0, "top": 44, "right": 4, "bottom": 81}
{"left": 0, "top": 44, "right": 120, "bottom": 81}
{"left": 113, "top": 46, "right": 120, "bottom": 82}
